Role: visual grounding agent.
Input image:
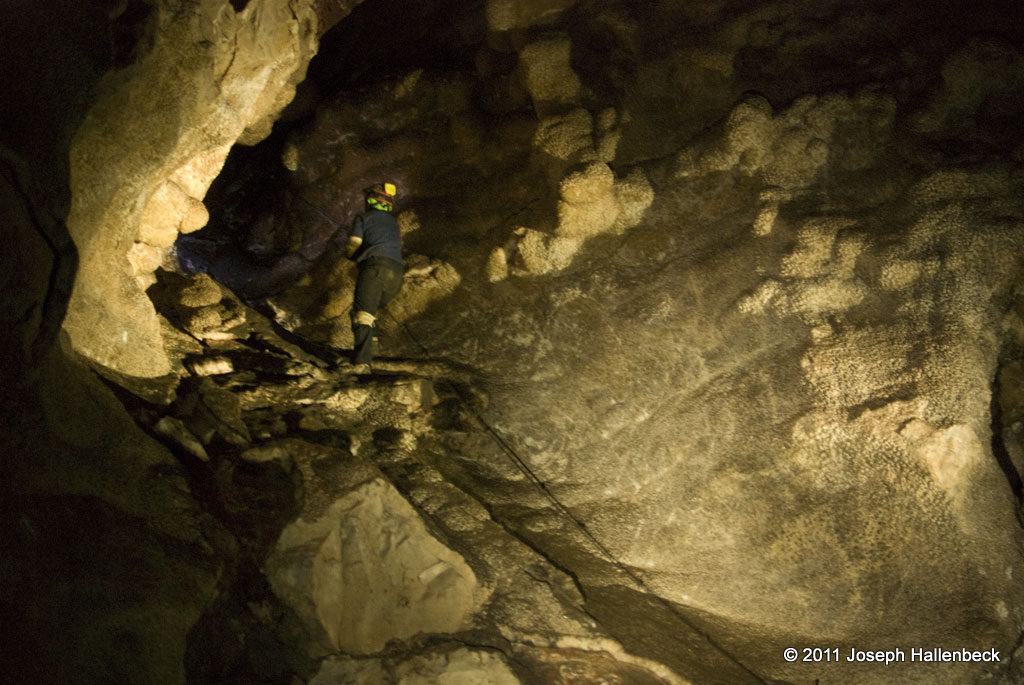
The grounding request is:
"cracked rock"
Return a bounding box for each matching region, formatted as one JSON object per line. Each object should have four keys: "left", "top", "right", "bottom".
{"left": 154, "top": 416, "right": 209, "bottom": 461}
{"left": 265, "top": 478, "right": 480, "bottom": 654}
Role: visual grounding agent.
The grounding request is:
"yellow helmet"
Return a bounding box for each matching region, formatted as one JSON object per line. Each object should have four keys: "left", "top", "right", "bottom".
{"left": 365, "top": 182, "right": 397, "bottom": 212}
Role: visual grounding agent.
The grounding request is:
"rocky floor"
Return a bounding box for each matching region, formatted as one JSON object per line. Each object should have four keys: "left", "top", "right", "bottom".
{"left": 108, "top": 270, "right": 710, "bottom": 684}
{"left": 111, "top": 260, "right": 1024, "bottom": 684}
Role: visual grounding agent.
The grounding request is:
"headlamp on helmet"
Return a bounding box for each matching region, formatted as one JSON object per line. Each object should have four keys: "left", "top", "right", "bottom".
{"left": 365, "top": 182, "right": 397, "bottom": 212}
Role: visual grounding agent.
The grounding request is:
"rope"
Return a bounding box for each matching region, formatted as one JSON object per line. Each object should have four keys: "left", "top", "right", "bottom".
{"left": 293, "top": 193, "right": 346, "bottom": 231}
{"left": 384, "top": 311, "right": 767, "bottom": 684}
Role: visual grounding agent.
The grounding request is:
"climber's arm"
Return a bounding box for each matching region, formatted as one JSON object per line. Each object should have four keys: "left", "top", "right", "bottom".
{"left": 346, "top": 235, "right": 363, "bottom": 259}
{"left": 347, "top": 214, "right": 364, "bottom": 259}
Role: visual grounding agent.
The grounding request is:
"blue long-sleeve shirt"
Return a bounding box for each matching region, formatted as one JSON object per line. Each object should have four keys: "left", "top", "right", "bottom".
{"left": 350, "top": 209, "right": 403, "bottom": 265}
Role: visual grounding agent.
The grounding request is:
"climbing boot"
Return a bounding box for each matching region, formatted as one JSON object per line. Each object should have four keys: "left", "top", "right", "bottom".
{"left": 352, "top": 322, "right": 374, "bottom": 365}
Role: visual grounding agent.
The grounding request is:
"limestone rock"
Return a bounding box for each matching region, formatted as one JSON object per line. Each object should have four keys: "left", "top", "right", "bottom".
{"left": 502, "top": 108, "right": 649, "bottom": 278}
{"left": 680, "top": 90, "right": 897, "bottom": 191}
{"left": 390, "top": 257, "right": 463, "bottom": 323}
{"left": 265, "top": 478, "right": 479, "bottom": 654}
{"left": 485, "top": 0, "right": 578, "bottom": 33}
{"left": 127, "top": 241, "right": 164, "bottom": 275}
{"left": 324, "top": 386, "right": 372, "bottom": 412}
{"left": 487, "top": 247, "right": 510, "bottom": 282}
{"left": 309, "top": 648, "right": 522, "bottom": 685}
{"left": 179, "top": 273, "right": 223, "bottom": 308}
{"left": 218, "top": 298, "right": 248, "bottom": 331}
{"left": 517, "top": 35, "right": 582, "bottom": 115}
{"left": 181, "top": 299, "right": 248, "bottom": 341}
{"left": 183, "top": 306, "right": 223, "bottom": 338}
{"left": 157, "top": 313, "right": 204, "bottom": 377}
{"left": 505, "top": 163, "right": 652, "bottom": 277}
{"left": 127, "top": 242, "right": 166, "bottom": 290}
{"left": 387, "top": 379, "right": 435, "bottom": 413}
{"left": 559, "top": 162, "right": 614, "bottom": 205}
{"left": 533, "top": 108, "right": 595, "bottom": 166}
{"left": 611, "top": 167, "right": 654, "bottom": 232}
{"left": 138, "top": 180, "right": 209, "bottom": 249}
{"left": 187, "top": 356, "right": 234, "bottom": 376}
{"left": 879, "top": 258, "right": 922, "bottom": 290}
{"left": 62, "top": 0, "right": 340, "bottom": 378}
{"left": 154, "top": 416, "right": 209, "bottom": 461}
{"left": 39, "top": 3, "right": 1024, "bottom": 682}
{"left": 397, "top": 210, "right": 422, "bottom": 235}
{"left": 511, "top": 228, "right": 578, "bottom": 276}
{"left": 178, "top": 378, "right": 251, "bottom": 448}
{"left": 309, "top": 657, "right": 389, "bottom": 684}
{"left": 394, "top": 647, "right": 521, "bottom": 684}
{"left": 555, "top": 163, "right": 618, "bottom": 239}
{"left": 384, "top": 82, "right": 1024, "bottom": 685}
{"left": 556, "top": 192, "right": 619, "bottom": 241}
{"left": 911, "top": 423, "right": 986, "bottom": 505}
{"left": 239, "top": 443, "right": 297, "bottom": 466}
{"left": 282, "top": 143, "right": 300, "bottom": 171}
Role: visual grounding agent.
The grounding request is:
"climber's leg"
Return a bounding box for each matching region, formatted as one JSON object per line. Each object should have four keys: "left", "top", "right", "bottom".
{"left": 352, "top": 262, "right": 384, "bottom": 365}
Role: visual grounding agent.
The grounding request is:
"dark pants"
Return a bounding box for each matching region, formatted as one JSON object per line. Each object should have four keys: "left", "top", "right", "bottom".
{"left": 351, "top": 256, "right": 403, "bottom": 365}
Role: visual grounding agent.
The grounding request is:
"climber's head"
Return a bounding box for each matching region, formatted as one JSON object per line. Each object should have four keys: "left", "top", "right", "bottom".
{"left": 365, "top": 182, "right": 397, "bottom": 212}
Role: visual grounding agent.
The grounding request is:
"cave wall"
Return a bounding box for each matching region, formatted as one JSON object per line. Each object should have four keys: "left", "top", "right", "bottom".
{"left": 60, "top": 0, "right": 364, "bottom": 377}
{"left": 1, "top": 3, "right": 220, "bottom": 681}
{"left": 0, "top": 0, "right": 360, "bottom": 682}
{"left": 255, "top": 0, "right": 1024, "bottom": 682}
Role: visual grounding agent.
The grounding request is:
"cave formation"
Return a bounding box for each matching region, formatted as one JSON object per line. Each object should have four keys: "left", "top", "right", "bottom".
{"left": 3, "top": 0, "right": 1024, "bottom": 683}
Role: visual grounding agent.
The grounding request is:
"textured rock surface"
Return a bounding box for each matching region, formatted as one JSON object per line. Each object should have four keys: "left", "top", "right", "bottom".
{"left": 310, "top": 647, "right": 521, "bottom": 684}
{"left": 266, "top": 477, "right": 480, "bottom": 653}
{"left": 242, "top": 1, "right": 1024, "bottom": 683}
{"left": 131, "top": 278, "right": 682, "bottom": 683}
{"left": 0, "top": 4, "right": 231, "bottom": 683}
{"left": 62, "top": 0, "right": 362, "bottom": 377}
{"left": 411, "top": 149, "right": 1024, "bottom": 684}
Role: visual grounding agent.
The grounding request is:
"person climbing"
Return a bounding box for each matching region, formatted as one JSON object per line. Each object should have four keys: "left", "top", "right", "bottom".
{"left": 346, "top": 182, "right": 404, "bottom": 373}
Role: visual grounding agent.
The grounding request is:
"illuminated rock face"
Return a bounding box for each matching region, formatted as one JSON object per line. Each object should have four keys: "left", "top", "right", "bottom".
{"left": 431, "top": 159, "right": 1024, "bottom": 683}
{"left": 61, "top": 0, "right": 363, "bottom": 377}
{"left": 265, "top": 477, "right": 480, "bottom": 654}
{"left": 251, "top": 3, "right": 1024, "bottom": 682}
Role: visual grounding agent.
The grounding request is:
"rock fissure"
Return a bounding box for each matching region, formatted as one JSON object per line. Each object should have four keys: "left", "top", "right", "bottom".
{"left": 992, "top": 362, "right": 1024, "bottom": 510}
{"left": 214, "top": 33, "right": 240, "bottom": 89}
{"left": 0, "top": 158, "right": 78, "bottom": 363}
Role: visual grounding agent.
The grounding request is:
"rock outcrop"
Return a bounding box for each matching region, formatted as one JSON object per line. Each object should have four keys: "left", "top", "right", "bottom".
{"left": 62, "top": 0, "right": 362, "bottom": 377}
{"left": 266, "top": 476, "right": 481, "bottom": 654}
{"left": 126, "top": 274, "right": 690, "bottom": 684}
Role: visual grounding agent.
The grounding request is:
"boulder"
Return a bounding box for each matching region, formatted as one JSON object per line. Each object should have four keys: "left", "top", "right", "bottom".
{"left": 178, "top": 273, "right": 223, "bottom": 309}
{"left": 485, "top": 0, "right": 578, "bottom": 33}
{"left": 265, "top": 478, "right": 480, "bottom": 653}
{"left": 517, "top": 34, "right": 582, "bottom": 116}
